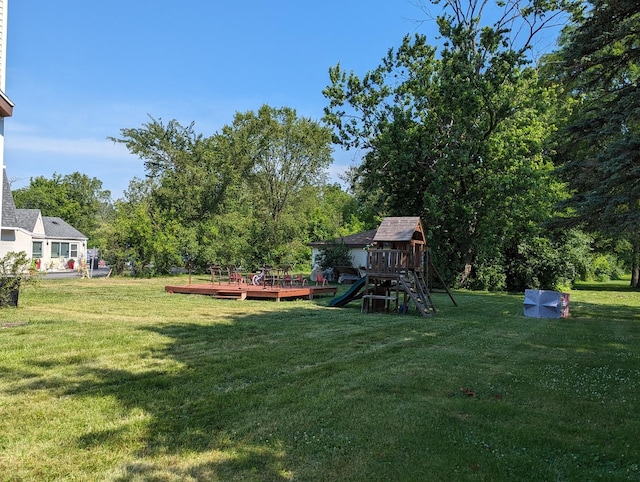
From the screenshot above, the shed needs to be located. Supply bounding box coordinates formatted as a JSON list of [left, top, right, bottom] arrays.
[[310, 229, 377, 269]]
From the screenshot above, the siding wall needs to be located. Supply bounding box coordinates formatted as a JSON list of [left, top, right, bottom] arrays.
[[0, 0, 7, 235]]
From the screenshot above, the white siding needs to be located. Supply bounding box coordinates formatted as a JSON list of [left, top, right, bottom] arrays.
[[32, 213, 45, 235], [0, 0, 7, 231]]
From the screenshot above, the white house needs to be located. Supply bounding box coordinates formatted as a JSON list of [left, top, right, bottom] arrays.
[[1, 169, 88, 270], [310, 229, 377, 270], [0, 1, 88, 270], [0, 0, 15, 236]]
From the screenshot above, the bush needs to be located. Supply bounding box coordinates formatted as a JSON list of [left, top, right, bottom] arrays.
[[591, 254, 626, 282], [504, 237, 572, 292], [559, 229, 594, 282], [471, 261, 507, 291], [0, 251, 39, 307], [315, 242, 353, 271]]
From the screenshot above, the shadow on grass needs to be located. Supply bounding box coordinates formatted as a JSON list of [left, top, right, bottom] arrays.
[[566, 300, 640, 322], [57, 301, 415, 481], [573, 280, 637, 292], [9, 286, 639, 480]]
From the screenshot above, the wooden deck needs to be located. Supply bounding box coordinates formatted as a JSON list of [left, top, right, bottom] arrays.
[[165, 282, 337, 301]]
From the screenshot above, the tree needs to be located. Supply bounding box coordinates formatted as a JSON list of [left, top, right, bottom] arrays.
[[224, 105, 334, 266], [12, 172, 112, 246], [110, 107, 336, 273], [105, 178, 155, 275], [323, 0, 568, 289], [111, 117, 245, 225], [110, 117, 252, 274], [550, 0, 640, 286]]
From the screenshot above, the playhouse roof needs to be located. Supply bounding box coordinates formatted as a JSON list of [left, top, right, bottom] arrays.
[[373, 217, 425, 243]]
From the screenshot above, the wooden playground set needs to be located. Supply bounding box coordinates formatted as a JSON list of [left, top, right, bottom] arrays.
[[165, 217, 455, 315]]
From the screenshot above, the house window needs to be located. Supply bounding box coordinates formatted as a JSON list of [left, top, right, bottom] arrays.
[[32, 241, 43, 258], [51, 242, 71, 258], [50, 243, 78, 258]]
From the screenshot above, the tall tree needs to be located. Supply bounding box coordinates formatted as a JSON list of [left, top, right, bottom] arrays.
[[110, 107, 336, 273], [550, 0, 640, 286], [324, 0, 568, 288], [12, 172, 112, 245], [225, 105, 334, 265], [111, 117, 245, 225], [110, 117, 253, 273]]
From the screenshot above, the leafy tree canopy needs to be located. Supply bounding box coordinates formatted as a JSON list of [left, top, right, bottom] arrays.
[[548, 0, 640, 285], [108, 106, 343, 274], [323, 0, 569, 289], [12, 172, 112, 246]]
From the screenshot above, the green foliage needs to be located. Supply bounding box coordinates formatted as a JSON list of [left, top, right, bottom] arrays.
[[105, 178, 167, 276], [557, 228, 594, 281], [111, 117, 246, 225], [0, 251, 38, 307], [467, 227, 629, 291], [504, 236, 573, 291], [228, 105, 334, 266], [549, 0, 640, 285], [471, 261, 507, 292], [109, 107, 349, 275], [315, 242, 353, 271], [323, 0, 569, 289], [12, 172, 112, 247], [589, 254, 626, 282]]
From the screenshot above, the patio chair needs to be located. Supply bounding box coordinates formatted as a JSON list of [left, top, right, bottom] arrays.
[[227, 265, 245, 284], [210, 265, 223, 284]]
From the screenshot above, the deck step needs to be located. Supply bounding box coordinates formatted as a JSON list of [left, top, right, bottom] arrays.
[[213, 291, 248, 300]]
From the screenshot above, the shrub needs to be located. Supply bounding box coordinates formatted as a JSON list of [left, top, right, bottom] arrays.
[[0, 251, 39, 307], [471, 261, 507, 291], [315, 242, 353, 271], [504, 237, 572, 292]]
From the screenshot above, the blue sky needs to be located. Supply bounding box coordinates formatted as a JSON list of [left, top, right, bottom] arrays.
[[5, 1, 563, 199]]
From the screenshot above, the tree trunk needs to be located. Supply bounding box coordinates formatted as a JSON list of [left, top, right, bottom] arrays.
[[458, 247, 475, 288], [631, 238, 640, 288]]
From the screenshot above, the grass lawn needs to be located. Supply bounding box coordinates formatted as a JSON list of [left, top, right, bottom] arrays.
[[1, 276, 639, 481]]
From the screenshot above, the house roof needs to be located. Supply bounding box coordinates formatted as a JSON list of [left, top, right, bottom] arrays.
[[373, 217, 425, 243], [310, 229, 378, 248], [0, 90, 14, 117], [43, 217, 87, 240], [15, 209, 40, 232], [2, 168, 87, 241], [1, 169, 17, 227]]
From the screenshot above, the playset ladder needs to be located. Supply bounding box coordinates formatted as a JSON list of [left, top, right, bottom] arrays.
[[399, 274, 434, 317]]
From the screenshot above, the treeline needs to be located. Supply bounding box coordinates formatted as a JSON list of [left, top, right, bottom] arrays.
[[14, 106, 374, 276], [323, 0, 639, 289], [13, 0, 639, 289]]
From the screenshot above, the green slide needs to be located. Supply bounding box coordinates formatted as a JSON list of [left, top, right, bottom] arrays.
[[328, 277, 367, 308]]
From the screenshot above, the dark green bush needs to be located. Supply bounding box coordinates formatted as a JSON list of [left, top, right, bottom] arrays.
[[0, 251, 38, 307], [315, 242, 353, 271]]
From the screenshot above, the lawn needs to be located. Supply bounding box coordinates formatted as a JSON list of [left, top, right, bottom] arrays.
[[1, 276, 639, 481]]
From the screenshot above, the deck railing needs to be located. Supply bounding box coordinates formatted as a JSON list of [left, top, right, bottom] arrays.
[[366, 249, 421, 277]]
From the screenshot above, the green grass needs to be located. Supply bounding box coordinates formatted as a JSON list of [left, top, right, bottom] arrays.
[[1, 276, 639, 481]]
